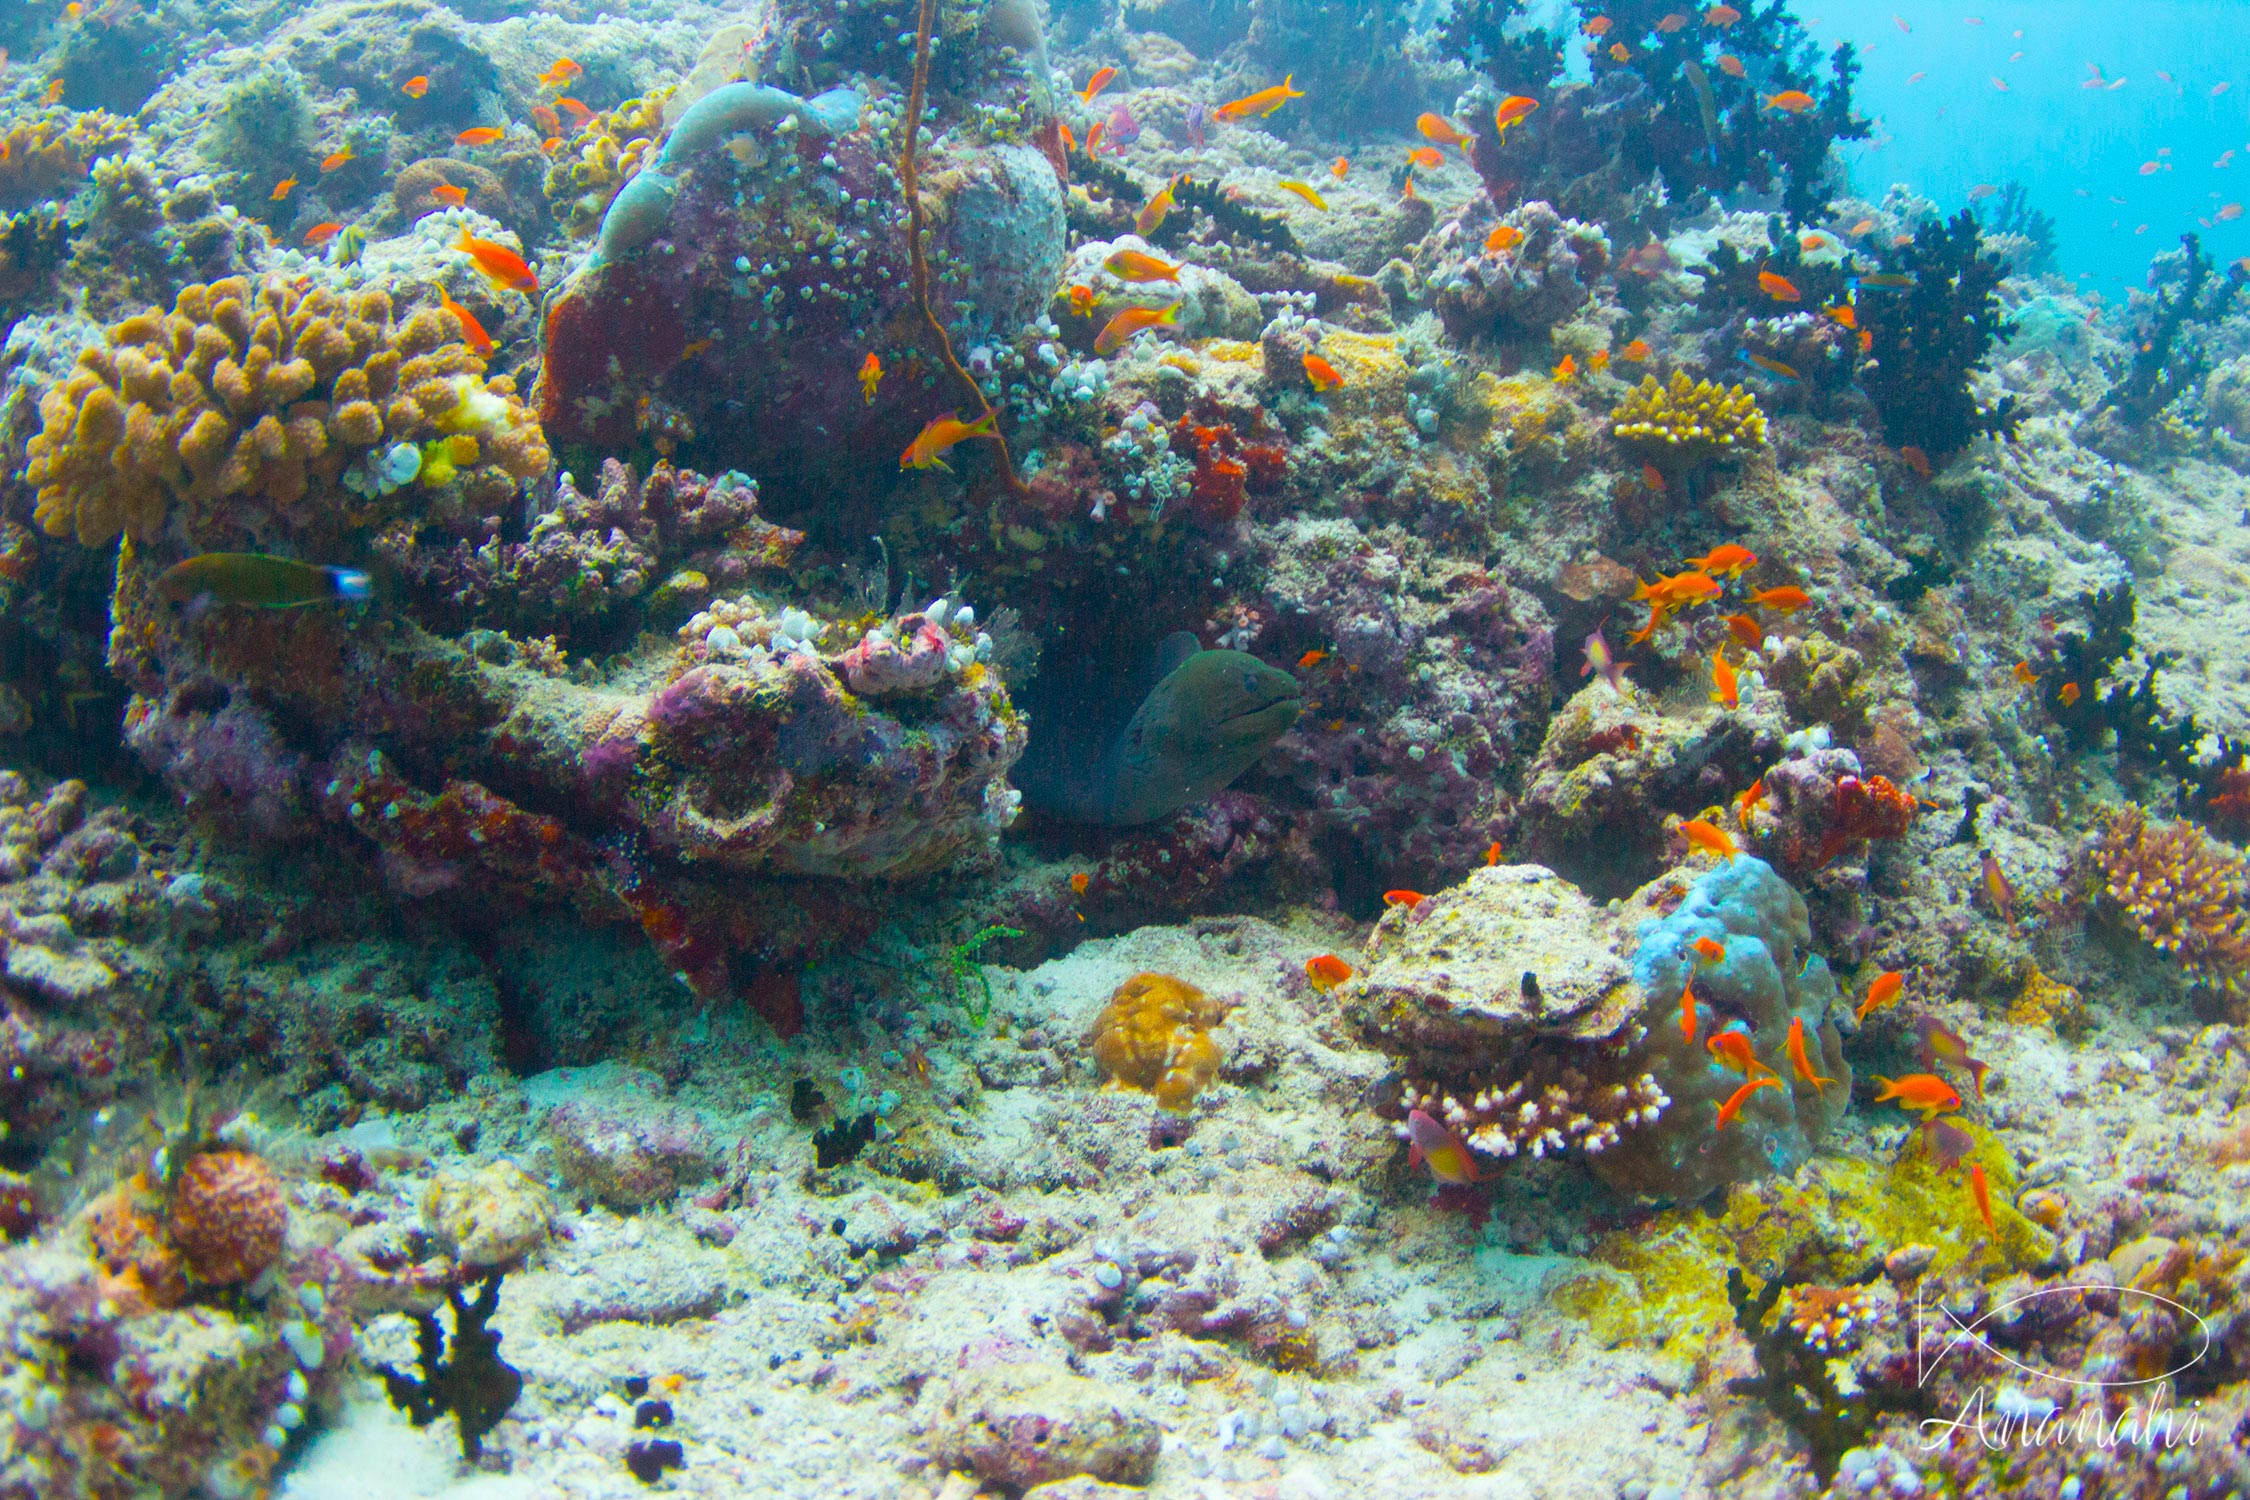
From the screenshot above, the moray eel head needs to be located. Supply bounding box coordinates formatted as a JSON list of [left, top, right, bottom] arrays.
[[1109, 648, 1302, 824]]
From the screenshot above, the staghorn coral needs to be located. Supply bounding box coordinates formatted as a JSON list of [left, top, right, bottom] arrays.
[[1609, 371, 1767, 471], [1088, 973, 1225, 1112], [542, 91, 670, 242], [26, 275, 547, 548], [0, 108, 134, 209], [2088, 807, 2250, 993]]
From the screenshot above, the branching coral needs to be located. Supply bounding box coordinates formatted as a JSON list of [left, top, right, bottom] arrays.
[[1088, 972, 1225, 1111], [2088, 807, 2250, 993], [0, 108, 134, 208], [1397, 1049, 1667, 1162], [1857, 208, 2018, 458], [2097, 232, 2249, 426], [26, 275, 548, 547], [377, 1271, 523, 1460], [1609, 371, 1767, 470]]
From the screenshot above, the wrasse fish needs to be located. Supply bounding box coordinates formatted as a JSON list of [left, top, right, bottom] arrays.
[[1715, 1076, 1780, 1130], [1492, 94, 1540, 138], [858, 352, 883, 404], [1619, 339, 1650, 361], [1092, 299, 1181, 356], [1417, 113, 1470, 150], [1761, 90, 1815, 113], [1914, 1015, 1992, 1098], [1684, 543, 1757, 578], [302, 222, 345, 246], [1297, 649, 1327, 669], [1330, 156, 1349, 178], [1104, 248, 1181, 282], [455, 126, 505, 146], [1691, 936, 1726, 964], [1724, 612, 1764, 651], [1717, 53, 1746, 78], [1406, 1108, 1478, 1184], [1740, 351, 1799, 382], [539, 57, 584, 89], [1923, 1116, 1976, 1172], [2012, 661, 2037, 686], [1680, 982, 1699, 1044], [455, 233, 539, 292], [1787, 1016, 1835, 1091], [1305, 954, 1354, 992], [1708, 1029, 1777, 1079], [320, 147, 354, 171], [1079, 67, 1117, 104], [1705, 3, 1741, 25], [1633, 570, 1723, 610], [1709, 648, 1739, 709], [2058, 681, 2081, 706], [1968, 1162, 1996, 1236], [431, 184, 469, 206], [1757, 269, 1801, 301], [1302, 352, 1343, 391], [1383, 890, 1427, 908], [402, 75, 430, 99], [1682, 818, 1737, 862], [1746, 585, 1809, 613], [1734, 776, 1767, 822], [270, 177, 297, 200], [1854, 970, 1904, 1022], [1553, 354, 1577, 381], [1485, 224, 1524, 252], [1872, 1072, 1962, 1121], [1582, 627, 1631, 695], [157, 553, 372, 609], [901, 410, 998, 471], [1070, 871, 1090, 894], [1134, 175, 1179, 235], [1277, 180, 1327, 209], [1066, 284, 1098, 317], [1979, 851, 2016, 922], [1215, 74, 1303, 122], [555, 98, 594, 127], [438, 291, 493, 356], [1405, 146, 1444, 170]]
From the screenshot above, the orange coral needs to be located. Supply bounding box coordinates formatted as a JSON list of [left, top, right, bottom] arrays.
[[0, 109, 134, 209], [166, 1149, 288, 1285], [2089, 807, 2250, 993], [1815, 773, 1923, 866], [1783, 1283, 1875, 1352], [1089, 972, 1226, 1111], [86, 1174, 189, 1307]]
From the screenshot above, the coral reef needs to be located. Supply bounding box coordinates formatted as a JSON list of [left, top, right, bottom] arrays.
[[1088, 972, 1226, 1111], [2095, 232, 2249, 429], [1857, 208, 2019, 458], [1725, 1259, 1928, 1484], [1609, 370, 1769, 472], [2088, 807, 2250, 994], [0, 109, 134, 209], [1428, 200, 1609, 347]]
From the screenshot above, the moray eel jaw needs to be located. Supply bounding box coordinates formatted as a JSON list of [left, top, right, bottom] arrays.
[[1109, 650, 1301, 824]]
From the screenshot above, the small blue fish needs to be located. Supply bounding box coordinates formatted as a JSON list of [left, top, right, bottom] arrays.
[[1106, 99, 1141, 149]]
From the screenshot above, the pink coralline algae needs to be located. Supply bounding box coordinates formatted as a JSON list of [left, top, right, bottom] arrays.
[[839, 615, 953, 697]]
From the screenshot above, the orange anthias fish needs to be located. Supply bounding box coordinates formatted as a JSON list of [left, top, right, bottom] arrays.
[[1914, 1015, 1993, 1098], [1724, 612, 1765, 651], [532, 104, 564, 138], [1084, 120, 1106, 157], [1330, 156, 1350, 178], [1057, 122, 1077, 153], [2058, 682, 2081, 707], [1900, 444, 1933, 477], [431, 184, 469, 207], [1787, 1016, 1835, 1092], [1610, 41, 1631, 61], [1715, 1076, 1780, 1130], [1486, 224, 1525, 253], [858, 352, 883, 404], [1080, 66, 1117, 104], [1683, 819, 1737, 862], [1484, 841, 1505, 866], [1692, 936, 1726, 964], [44, 79, 65, 104], [1747, 585, 1810, 613], [402, 75, 430, 99], [1968, 1162, 1996, 1235], [1980, 851, 2016, 923], [1734, 776, 1767, 822], [1641, 464, 1667, 493], [1758, 269, 1801, 302], [1492, 94, 1541, 138], [455, 233, 539, 292], [1383, 890, 1427, 908], [1589, 349, 1610, 371], [1685, 544, 1758, 578], [1406, 1108, 1478, 1185], [1297, 649, 1327, 669], [1619, 339, 1651, 361], [455, 126, 506, 146], [1070, 871, 1090, 894], [270, 177, 297, 200], [901, 410, 998, 472], [1584, 15, 1613, 36], [1709, 649, 1739, 709], [1405, 146, 1445, 170], [555, 98, 595, 128], [1417, 113, 1470, 150], [1092, 300, 1181, 357], [1708, 1030, 1777, 1079], [1705, 3, 1742, 24], [301, 222, 345, 246], [1923, 1116, 1976, 1171], [1633, 570, 1723, 611], [1822, 301, 1857, 329], [438, 291, 493, 356], [1066, 285, 1098, 317], [320, 147, 354, 172], [1303, 352, 1343, 391], [1871, 1072, 1962, 1121], [1680, 981, 1699, 1044], [1553, 354, 1577, 381], [1215, 74, 1304, 122], [1854, 969, 1904, 1022], [539, 57, 584, 89], [1655, 12, 1689, 33], [2011, 661, 2037, 687], [1761, 89, 1816, 113], [1305, 954, 1354, 992], [1134, 175, 1179, 235], [1717, 53, 1747, 78], [1583, 626, 1630, 695], [1104, 248, 1181, 283]]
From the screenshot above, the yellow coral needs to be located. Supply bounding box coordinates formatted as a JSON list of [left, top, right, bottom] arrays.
[[0, 109, 134, 208], [2088, 807, 2250, 992], [1088, 972, 1225, 1111], [1609, 371, 1767, 467], [26, 275, 548, 546], [542, 90, 671, 241]]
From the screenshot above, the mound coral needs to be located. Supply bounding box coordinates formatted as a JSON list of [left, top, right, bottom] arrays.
[[26, 275, 547, 547], [2088, 807, 2250, 993], [1609, 371, 1768, 470], [164, 1149, 288, 1286], [1088, 972, 1226, 1111], [0, 109, 134, 208], [1429, 201, 1610, 346]]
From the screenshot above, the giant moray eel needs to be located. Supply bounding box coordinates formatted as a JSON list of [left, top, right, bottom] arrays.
[[1014, 633, 1302, 826]]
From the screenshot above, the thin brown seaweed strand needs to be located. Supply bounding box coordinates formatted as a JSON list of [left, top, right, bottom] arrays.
[[902, 0, 1026, 496]]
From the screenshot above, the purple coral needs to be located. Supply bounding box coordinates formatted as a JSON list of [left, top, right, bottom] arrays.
[[1428, 200, 1612, 344]]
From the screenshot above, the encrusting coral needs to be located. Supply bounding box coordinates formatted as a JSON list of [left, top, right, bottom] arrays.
[[1609, 371, 1768, 470], [2088, 807, 2250, 993], [1088, 972, 1226, 1111], [26, 274, 547, 548]]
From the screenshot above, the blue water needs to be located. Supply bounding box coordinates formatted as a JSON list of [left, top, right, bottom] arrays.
[[1811, 0, 2250, 289]]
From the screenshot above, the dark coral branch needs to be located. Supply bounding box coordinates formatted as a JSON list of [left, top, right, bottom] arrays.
[[2099, 233, 2248, 425], [1149, 175, 1301, 256], [377, 1270, 524, 1459], [1726, 1258, 1928, 1485], [1857, 208, 2018, 457]]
